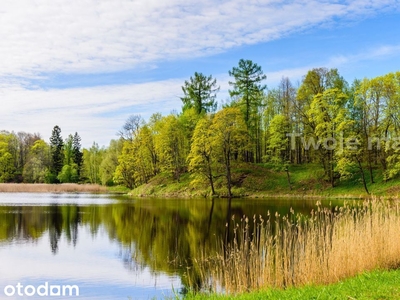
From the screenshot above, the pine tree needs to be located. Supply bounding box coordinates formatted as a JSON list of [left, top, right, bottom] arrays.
[[181, 72, 219, 114], [72, 132, 83, 179], [229, 59, 266, 162], [49, 125, 64, 182]]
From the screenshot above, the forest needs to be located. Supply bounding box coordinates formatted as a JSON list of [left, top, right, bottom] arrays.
[[1, 60, 400, 196]]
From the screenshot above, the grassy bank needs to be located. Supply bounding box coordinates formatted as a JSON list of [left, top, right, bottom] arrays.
[[0, 183, 108, 193], [180, 199, 400, 297], [183, 268, 400, 299], [130, 163, 400, 198]]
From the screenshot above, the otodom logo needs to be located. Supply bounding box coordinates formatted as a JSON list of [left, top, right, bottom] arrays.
[[3, 282, 79, 297]]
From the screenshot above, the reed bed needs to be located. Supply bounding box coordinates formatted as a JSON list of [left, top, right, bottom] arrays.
[[188, 198, 400, 294], [0, 183, 108, 193]]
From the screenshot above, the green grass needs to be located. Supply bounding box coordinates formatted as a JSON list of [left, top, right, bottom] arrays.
[[129, 163, 400, 199], [130, 172, 204, 198], [106, 185, 131, 194], [182, 269, 400, 299]]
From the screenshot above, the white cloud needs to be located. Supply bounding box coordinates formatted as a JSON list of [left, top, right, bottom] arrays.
[[2, 39, 400, 149], [329, 44, 400, 66], [0, 80, 183, 147], [0, 0, 398, 78], [0, 225, 181, 291], [1, 0, 399, 148]]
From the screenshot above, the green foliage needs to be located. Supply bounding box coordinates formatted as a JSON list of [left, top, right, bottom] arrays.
[[72, 132, 83, 178], [114, 118, 160, 188], [229, 59, 267, 123], [0, 132, 17, 182], [0, 152, 15, 182], [181, 72, 219, 114], [57, 164, 79, 183], [154, 114, 186, 181], [229, 59, 266, 121], [99, 139, 123, 186], [44, 170, 57, 183], [179, 107, 203, 152], [114, 140, 137, 189], [111, 69, 400, 194], [82, 142, 104, 184], [297, 68, 346, 102], [210, 107, 249, 197], [55, 133, 83, 183], [134, 125, 158, 182], [23, 139, 50, 183], [305, 83, 350, 186], [49, 125, 64, 180], [228, 59, 267, 163], [4, 67, 400, 194], [63, 134, 74, 166], [265, 114, 290, 168], [188, 115, 216, 194]]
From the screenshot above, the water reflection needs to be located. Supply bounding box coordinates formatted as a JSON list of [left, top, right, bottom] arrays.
[[0, 195, 339, 298]]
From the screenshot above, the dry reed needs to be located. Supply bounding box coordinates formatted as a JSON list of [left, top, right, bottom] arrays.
[[0, 183, 108, 193], [189, 198, 400, 294]]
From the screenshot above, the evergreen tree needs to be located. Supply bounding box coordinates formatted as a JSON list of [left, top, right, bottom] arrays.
[[181, 72, 219, 114], [229, 59, 267, 162], [49, 125, 64, 182], [72, 132, 83, 179]]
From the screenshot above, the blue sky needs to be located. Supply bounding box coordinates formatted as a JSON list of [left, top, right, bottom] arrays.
[[1, 0, 400, 147]]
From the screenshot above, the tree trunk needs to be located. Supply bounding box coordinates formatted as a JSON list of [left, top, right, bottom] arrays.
[[367, 152, 375, 183], [207, 161, 215, 195], [225, 150, 232, 198], [330, 150, 335, 188], [357, 158, 369, 195]]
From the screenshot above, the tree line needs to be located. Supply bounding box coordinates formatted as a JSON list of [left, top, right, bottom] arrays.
[[1, 60, 399, 194], [0, 126, 84, 183], [111, 61, 400, 195]]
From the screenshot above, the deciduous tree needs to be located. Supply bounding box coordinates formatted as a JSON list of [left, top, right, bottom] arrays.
[[188, 115, 216, 195], [23, 139, 50, 183], [154, 115, 186, 181], [210, 107, 249, 197]]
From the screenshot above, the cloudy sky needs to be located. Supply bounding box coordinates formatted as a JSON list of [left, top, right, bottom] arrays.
[[1, 0, 400, 147]]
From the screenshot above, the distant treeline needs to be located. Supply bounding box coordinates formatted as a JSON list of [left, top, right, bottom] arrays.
[[1, 60, 400, 195]]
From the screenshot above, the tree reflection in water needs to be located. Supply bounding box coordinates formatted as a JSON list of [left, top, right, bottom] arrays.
[[0, 197, 334, 292]]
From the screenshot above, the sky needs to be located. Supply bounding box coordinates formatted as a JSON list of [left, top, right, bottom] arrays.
[[1, 0, 400, 148]]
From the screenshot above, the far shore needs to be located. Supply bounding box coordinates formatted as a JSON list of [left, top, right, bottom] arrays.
[[0, 183, 108, 193]]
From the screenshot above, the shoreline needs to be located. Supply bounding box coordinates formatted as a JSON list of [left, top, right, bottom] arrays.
[[1, 181, 398, 201], [185, 268, 400, 299], [0, 183, 108, 193], [128, 188, 394, 200], [127, 163, 400, 200]]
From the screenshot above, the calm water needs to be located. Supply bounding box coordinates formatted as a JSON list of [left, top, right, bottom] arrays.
[[0, 193, 338, 299]]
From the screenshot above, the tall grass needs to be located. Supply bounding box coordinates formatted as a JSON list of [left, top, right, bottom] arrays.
[[188, 198, 400, 294], [0, 183, 107, 193]]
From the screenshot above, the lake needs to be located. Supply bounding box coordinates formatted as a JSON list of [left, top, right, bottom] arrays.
[[0, 193, 338, 299]]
